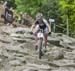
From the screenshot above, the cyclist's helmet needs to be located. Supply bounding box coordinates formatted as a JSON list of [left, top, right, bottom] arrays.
[[36, 13, 43, 20]]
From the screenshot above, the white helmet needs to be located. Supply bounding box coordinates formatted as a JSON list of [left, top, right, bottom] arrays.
[[36, 13, 43, 20]]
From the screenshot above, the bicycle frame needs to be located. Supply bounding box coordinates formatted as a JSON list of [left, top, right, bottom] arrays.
[[37, 29, 44, 59]]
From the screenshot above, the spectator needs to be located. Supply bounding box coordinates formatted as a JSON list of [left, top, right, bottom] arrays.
[[4, 7, 14, 25], [1, 1, 7, 18]]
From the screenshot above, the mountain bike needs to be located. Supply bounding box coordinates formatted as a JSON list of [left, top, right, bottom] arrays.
[[37, 29, 45, 59]]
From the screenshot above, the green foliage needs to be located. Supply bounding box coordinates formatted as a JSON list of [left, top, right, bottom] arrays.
[[14, 0, 75, 38], [6, 0, 16, 9], [58, 0, 75, 37]]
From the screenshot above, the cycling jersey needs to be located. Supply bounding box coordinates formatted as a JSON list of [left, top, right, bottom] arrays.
[[35, 19, 48, 30]]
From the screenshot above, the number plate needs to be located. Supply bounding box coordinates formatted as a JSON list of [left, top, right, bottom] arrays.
[[37, 32, 43, 38]]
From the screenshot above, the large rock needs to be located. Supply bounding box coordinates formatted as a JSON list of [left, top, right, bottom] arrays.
[[48, 37, 60, 46], [50, 59, 75, 67], [26, 63, 51, 70], [0, 36, 12, 43], [9, 60, 23, 66], [60, 41, 75, 49], [46, 46, 64, 60], [11, 37, 27, 43], [3, 44, 28, 54], [64, 51, 75, 60], [51, 67, 75, 71], [10, 33, 25, 38], [0, 58, 2, 63], [23, 67, 37, 71], [2, 50, 15, 59], [3, 27, 31, 34]]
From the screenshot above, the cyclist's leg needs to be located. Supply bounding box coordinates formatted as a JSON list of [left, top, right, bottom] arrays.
[[33, 25, 39, 41], [43, 27, 49, 51], [44, 34, 48, 46], [33, 25, 39, 49]]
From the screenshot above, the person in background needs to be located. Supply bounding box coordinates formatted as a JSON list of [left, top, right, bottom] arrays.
[[2, 1, 7, 9], [1, 1, 7, 18], [4, 7, 14, 25]]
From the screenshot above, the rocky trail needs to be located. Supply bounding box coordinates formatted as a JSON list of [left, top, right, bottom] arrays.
[[0, 24, 75, 71]]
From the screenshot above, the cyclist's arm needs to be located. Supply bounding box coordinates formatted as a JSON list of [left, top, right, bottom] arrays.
[[47, 23, 51, 32], [31, 20, 38, 31], [43, 19, 51, 32], [31, 22, 36, 32]]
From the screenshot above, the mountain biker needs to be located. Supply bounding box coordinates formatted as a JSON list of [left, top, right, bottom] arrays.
[[31, 13, 51, 50]]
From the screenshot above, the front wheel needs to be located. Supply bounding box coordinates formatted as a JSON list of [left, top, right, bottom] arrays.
[[38, 38, 43, 59]]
